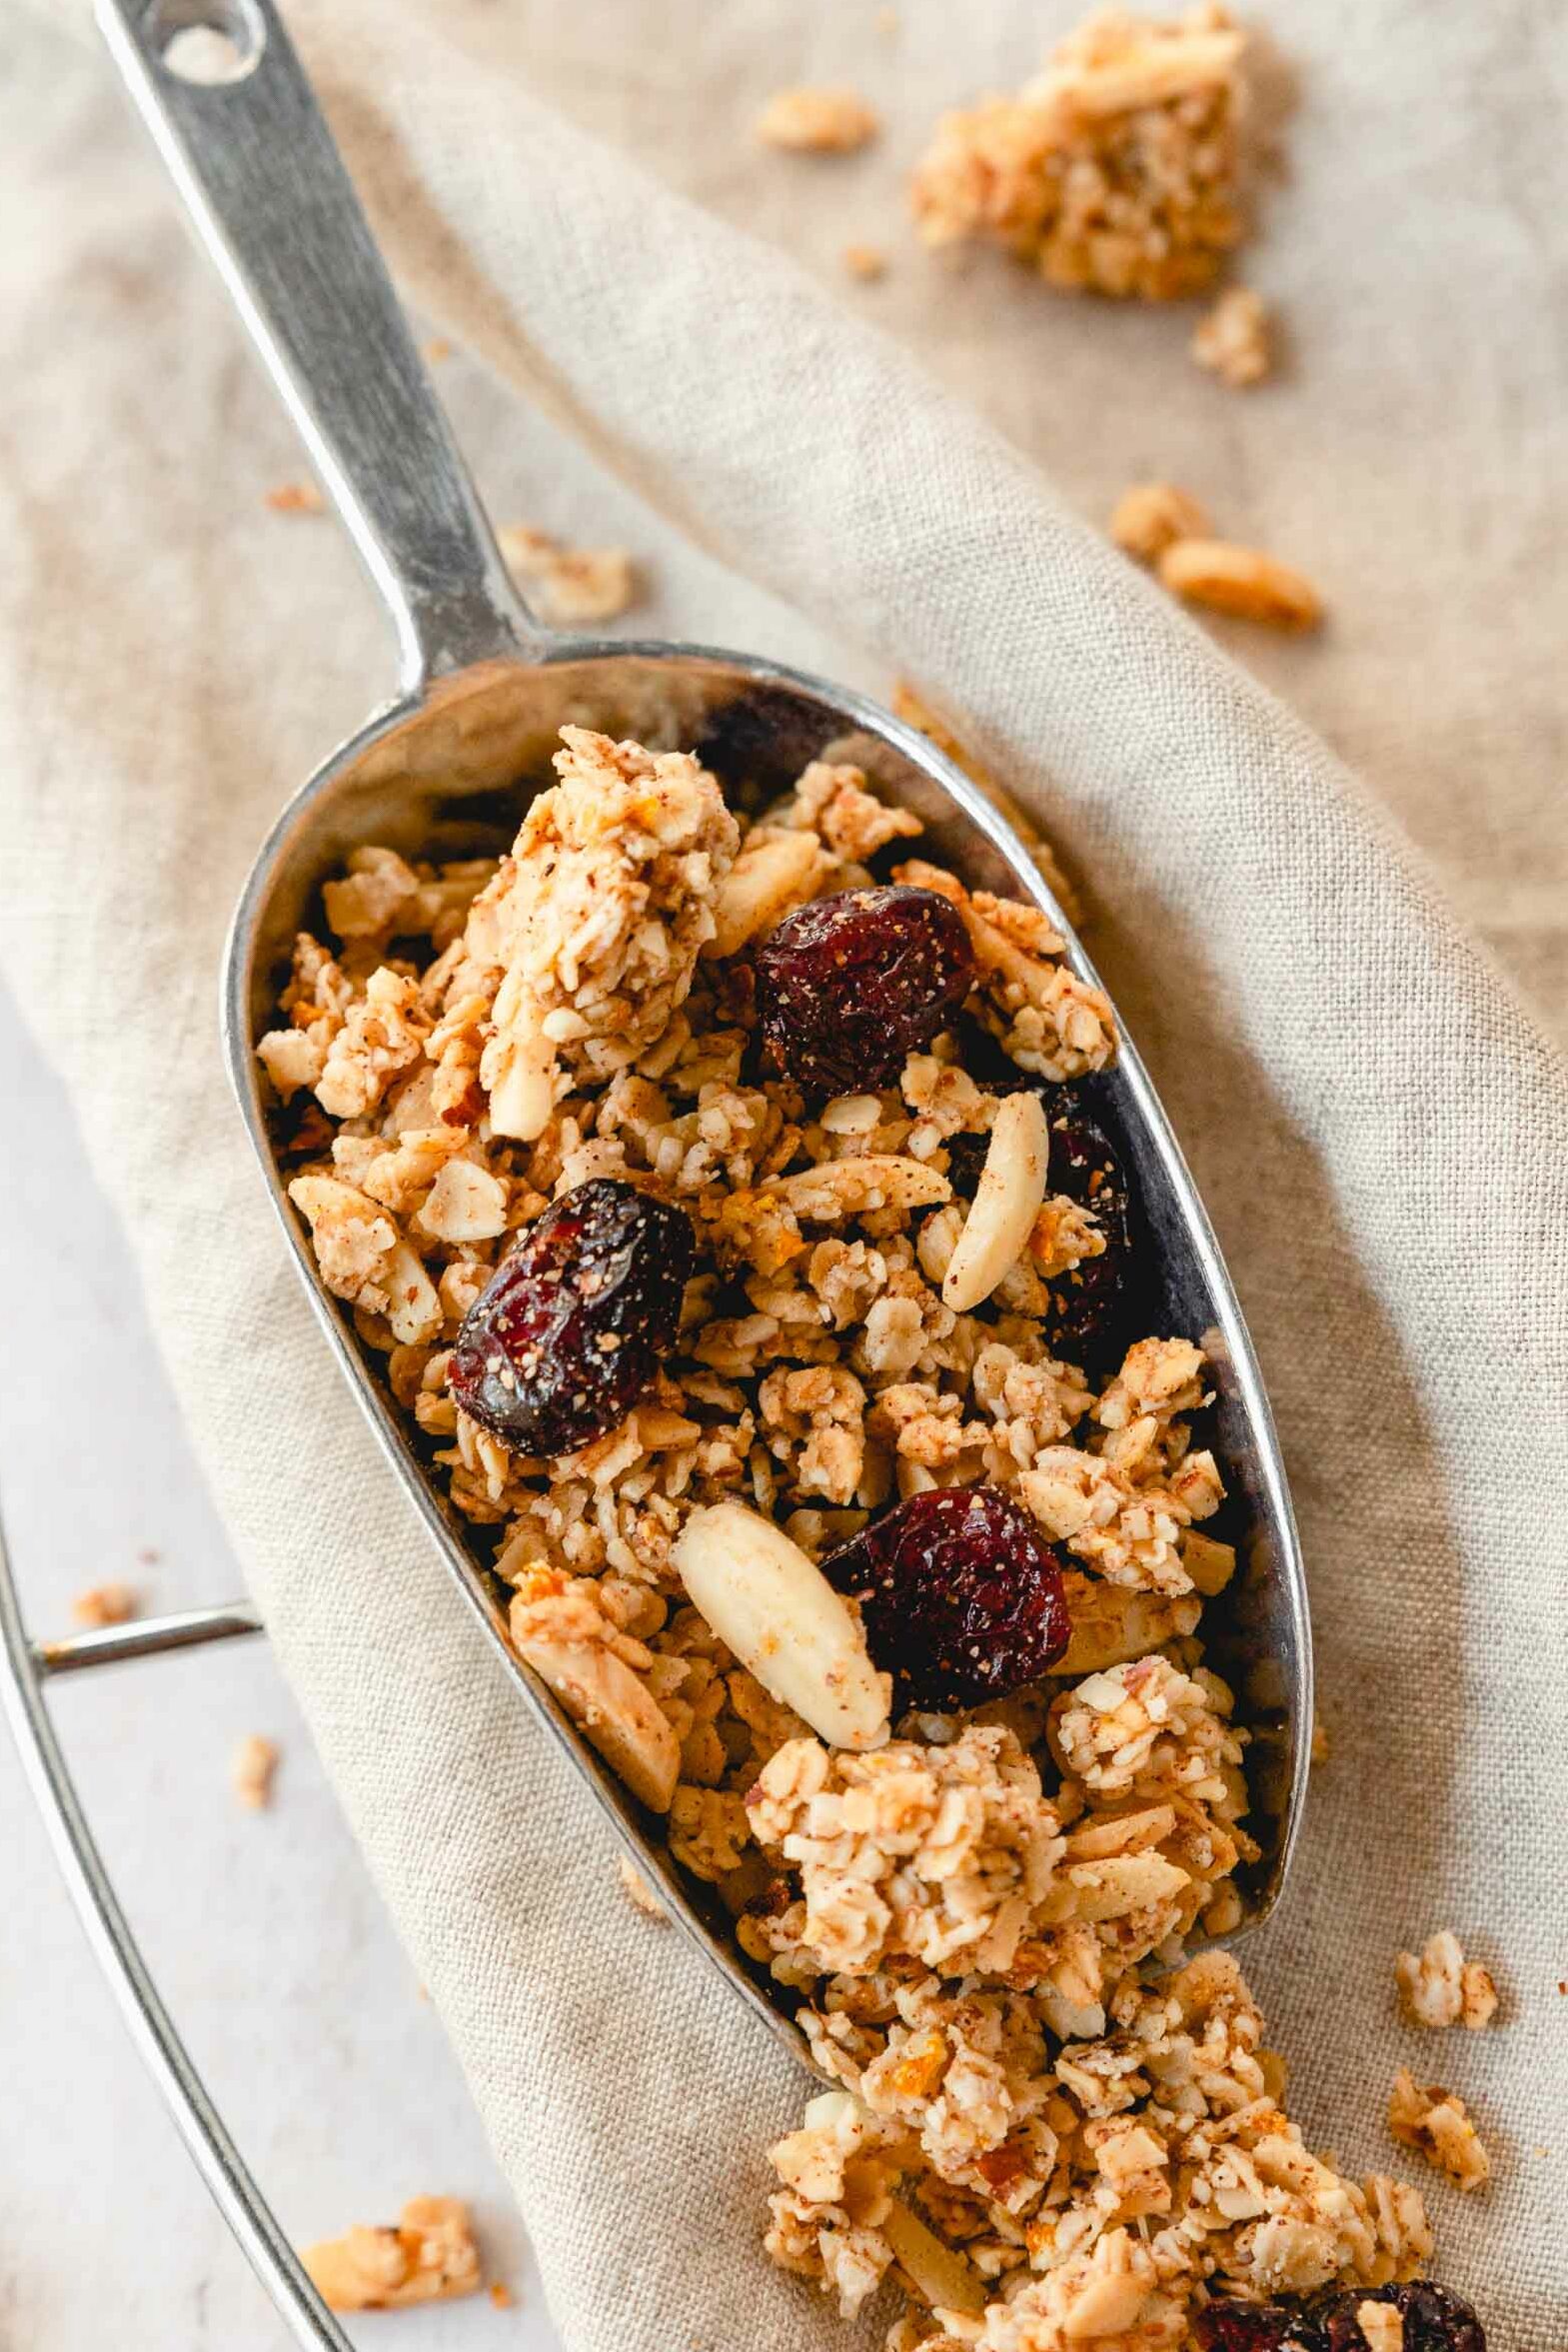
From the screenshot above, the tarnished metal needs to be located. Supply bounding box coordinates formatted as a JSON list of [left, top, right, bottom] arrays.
[[10, 0, 1313, 2331]]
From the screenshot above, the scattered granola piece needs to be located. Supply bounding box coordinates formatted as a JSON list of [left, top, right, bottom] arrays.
[[757, 86, 879, 154], [1387, 2068, 1492, 2191], [618, 1853, 669, 1922], [302, 2197, 483, 2311], [891, 682, 1082, 922], [1395, 1930, 1499, 2031], [70, 1582, 138, 1629], [1157, 538, 1323, 630], [497, 525, 638, 626], [489, 2280, 514, 2310], [1192, 284, 1273, 386], [841, 243, 887, 282], [911, 6, 1249, 300], [1311, 1713, 1331, 1765], [265, 479, 325, 515], [231, 1733, 279, 1811], [1110, 480, 1211, 563]]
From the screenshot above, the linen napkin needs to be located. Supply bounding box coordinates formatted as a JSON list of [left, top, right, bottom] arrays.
[[2, 3, 1565, 2348]]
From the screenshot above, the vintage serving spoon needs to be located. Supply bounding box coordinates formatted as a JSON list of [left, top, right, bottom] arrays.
[[101, 0, 1310, 2069]]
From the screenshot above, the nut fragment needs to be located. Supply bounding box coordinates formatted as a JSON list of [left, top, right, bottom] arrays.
[[510, 1600, 681, 1812], [880, 2199, 986, 2318], [941, 1091, 1050, 1309], [756, 86, 879, 153], [70, 1581, 138, 1628], [231, 1733, 279, 1810], [1157, 539, 1323, 631], [674, 1500, 891, 1750], [1110, 482, 1211, 564], [708, 829, 825, 957]]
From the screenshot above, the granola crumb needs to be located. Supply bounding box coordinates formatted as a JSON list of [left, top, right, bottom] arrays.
[[1310, 1712, 1330, 1764], [70, 1581, 138, 1629], [231, 1733, 279, 1811], [618, 1853, 669, 1922], [1157, 537, 1324, 630], [841, 243, 888, 282], [1395, 1929, 1499, 2031], [302, 2197, 483, 2311], [422, 336, 454, 364], [757, 87, 879, 154], [1387, 2067, 1492, 2190], [489, 2280, 515, 2309], [265, 480, 326, 515], [1109, 480, 1211, 564], [1191, 284, 1273, 386], [910, 5, 1249, 301], [1356, 2301, 1405, 2352], [497, 525, 638, 626]]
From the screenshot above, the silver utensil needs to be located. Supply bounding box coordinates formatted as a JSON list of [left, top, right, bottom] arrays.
[[101, 0, 1311, 2072]]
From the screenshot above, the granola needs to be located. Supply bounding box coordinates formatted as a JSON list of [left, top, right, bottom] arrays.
[[231, 1732, 279, 1810], [301, 2196, 482, 2310], [910, 6, 1249, 301], [1394, 1930, 1498, 2032], [1191, 284, 1273, 386], [264, 723, 1447, 2349], [70, 1580, 138, 1628], [1387, 2071, 1492, 2193]]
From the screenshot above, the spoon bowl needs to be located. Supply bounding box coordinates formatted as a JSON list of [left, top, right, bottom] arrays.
[[106, 0, 1311, 2075]]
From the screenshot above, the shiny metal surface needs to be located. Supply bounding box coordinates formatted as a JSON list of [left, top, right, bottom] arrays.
[[55, 0, 1311, 2318], [0, 1510, 349, 2352], [36, 1599, 263, 1675]]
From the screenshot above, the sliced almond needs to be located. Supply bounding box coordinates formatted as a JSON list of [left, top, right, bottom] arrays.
[[767, 1155, 951, 1223], [880, 2199, 986, 2318], [510, 1610, 681, 1812], [707, 829, 824, 957], [673, 1501, 890, 1750], [941, 1091, 1049, 1310], [1157, 539, 1323, 632]]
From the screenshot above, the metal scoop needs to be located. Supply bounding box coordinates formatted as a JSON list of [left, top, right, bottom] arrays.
[[102, 0, 1310, 2068]]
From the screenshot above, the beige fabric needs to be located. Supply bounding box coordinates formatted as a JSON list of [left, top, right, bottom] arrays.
[[3, 4, 1566, 2348]]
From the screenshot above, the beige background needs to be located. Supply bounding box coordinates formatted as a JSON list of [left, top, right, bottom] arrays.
[[2, 2, 1566, 2349]]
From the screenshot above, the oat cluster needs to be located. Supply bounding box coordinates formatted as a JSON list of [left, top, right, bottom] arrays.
[[909, 6, 1248, 302], [302, 2196, 482, 2312], [260, 725, 1432, 2347]]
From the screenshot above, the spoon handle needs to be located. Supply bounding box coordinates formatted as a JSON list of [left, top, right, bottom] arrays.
[[96, 0, 543, 691]]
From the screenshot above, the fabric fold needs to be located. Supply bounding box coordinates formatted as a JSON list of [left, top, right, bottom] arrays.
[[2, 3, 1564, 2346]]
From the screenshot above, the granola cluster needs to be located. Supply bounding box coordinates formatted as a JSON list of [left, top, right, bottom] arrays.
[[261, 724, 1436, 2349], [909, 6, 1248, 302]]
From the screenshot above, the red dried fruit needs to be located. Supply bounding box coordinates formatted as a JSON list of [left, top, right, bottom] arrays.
[[754, 885, 975, 1095], [450, 1178, 694, 1456], [1040, 1096, 1135, 1364], [1312, 2284, 1486, 2352], [823, 1484, 1070, 1709], [1195, 2306, 1325, 2352]]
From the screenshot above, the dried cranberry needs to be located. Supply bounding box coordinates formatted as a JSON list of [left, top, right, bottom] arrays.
[[1040, 1096, 1134, 1365], [450, 1178, 694, 1456], [754, 886, 975, 1096], [1310, 2284, 1486, 2352], [823, 1484, 1070, 1709], [1194, 2305, 1325, 2352]]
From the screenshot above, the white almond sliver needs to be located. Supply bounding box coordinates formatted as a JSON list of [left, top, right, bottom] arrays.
[[880, 2199, 987, 2319], [940, 1090, 1049, 1310], [673, 1501, 890, 1751]]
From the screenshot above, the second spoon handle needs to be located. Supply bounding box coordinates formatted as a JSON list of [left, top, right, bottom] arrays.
[[97, 0, 543, 691]]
